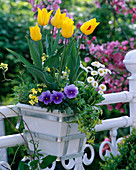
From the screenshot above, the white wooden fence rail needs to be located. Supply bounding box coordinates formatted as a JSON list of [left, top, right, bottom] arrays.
[[0, 50, 136, 169]]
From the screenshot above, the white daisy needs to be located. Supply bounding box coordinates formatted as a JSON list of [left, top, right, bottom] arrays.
[[99, 63, 105, 68], [91, 61, 101, 68], [98, 68, 105, 76], [92, 81, 98, 88], [86, 66, 93, 72], [98, 90, 104, 95], [99, 84, 107, 91], [80, 61, 88, 72], [91, 70, 98, 76], [87, 76, 94, 83], [106, 69, 112, 74]]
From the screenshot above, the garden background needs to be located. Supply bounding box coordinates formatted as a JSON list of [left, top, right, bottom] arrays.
[[0, 0, 136, 169]]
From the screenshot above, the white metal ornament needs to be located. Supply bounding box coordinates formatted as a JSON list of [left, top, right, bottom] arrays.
[[45, 144, 95, 170]]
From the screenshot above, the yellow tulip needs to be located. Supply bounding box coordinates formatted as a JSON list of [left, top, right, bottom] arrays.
[[61, 17, 74, 38], [51, 8, 66, 28], [80, 18, 100, 35], [30, 24, 42, 41], [37, 8, 53, 26]]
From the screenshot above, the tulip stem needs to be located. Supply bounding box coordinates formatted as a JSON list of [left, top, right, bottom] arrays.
[[77, 34, 84, 58], [57, 39, 67, 86], [51, 26, 54, 55], [40, 26, 43, 33]]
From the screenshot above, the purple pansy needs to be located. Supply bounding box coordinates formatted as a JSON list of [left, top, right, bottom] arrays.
[[50, 91, 64, 104], [64, 84, 79, 99], [38, 90, 51, 105]]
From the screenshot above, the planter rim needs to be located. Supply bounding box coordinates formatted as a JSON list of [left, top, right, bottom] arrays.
[[16, 103, 75, 122]]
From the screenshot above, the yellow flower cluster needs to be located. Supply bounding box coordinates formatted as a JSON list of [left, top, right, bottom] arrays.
[[28, 84, 47, 106], [37, 83, 47, 88], [29, 87, 43, 106], [29, 8, 99, 41], [45, 67, 51, 72], [29, 88, 39, 106], [41, 53, 49, 63], [0, 63, 8, 72]]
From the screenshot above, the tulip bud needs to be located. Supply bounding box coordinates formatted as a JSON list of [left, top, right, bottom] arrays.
[[80, 18, 100, 35], [61, 17, 74, 38], [37, 8, 53, 26], [30, 24, 42, 41], [51, 8, 66, 28]]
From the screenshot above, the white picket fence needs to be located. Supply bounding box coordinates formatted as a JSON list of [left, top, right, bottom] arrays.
[[0, 50, 136, 169]]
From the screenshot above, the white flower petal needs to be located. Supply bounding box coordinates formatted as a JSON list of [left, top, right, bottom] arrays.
[[98, 90, 104, 95], [92, 81, 98, 88], [91, 70, 98, 76], [87, 76, 94, 83], [91, 61, 101, 68], [99, 84, 107, 91], [98, 68, 105, 76], [86, 66, 93, 71]]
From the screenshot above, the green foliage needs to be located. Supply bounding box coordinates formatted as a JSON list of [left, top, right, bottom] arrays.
[[12, 81, 37, 104], [0, 0, 35, 103], [18, 142, 57, 170], [100, 128, 136, 170]]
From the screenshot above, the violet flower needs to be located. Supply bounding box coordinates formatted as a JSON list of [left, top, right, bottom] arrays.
[[38, 90, 51, 105], [50, 91, 64, 104], [64, 84, 78, 99]]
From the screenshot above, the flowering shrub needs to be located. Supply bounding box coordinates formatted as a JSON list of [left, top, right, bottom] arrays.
[[82, 36, 135, 113], [100, 128, 136, 170], [95, 0, 136, 23], [102, 137, 111, 154], [27, 0, 61, 12]]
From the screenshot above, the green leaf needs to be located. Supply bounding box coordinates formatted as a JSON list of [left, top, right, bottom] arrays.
[[37, 40, 43, 59], [44, 46, 64, 68], [40, 155, 57, 169], [66, 107, 73, 115], [26, 37, 42, 69], [30, 160, 39, 169], [68, 42, 80, 83], [6, 49, 31, 66], [46, 34, 51, 56], [18, 161, 29, 170], [25, 65, 57, 90], [53, 29, 60, 54], [61, 37, 76, 71]]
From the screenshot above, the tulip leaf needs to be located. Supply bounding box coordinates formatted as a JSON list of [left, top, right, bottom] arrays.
[[37, 40, 43, 59], [6, 49, 32, 66], [53, 29, 60, 54], [26, 38, 42, 69], [44, 46, 64, 68], [68, 42, 80, 83], [25, 65, 56, 90], [46, 34, 51, 56], [61, 37, 76, 71]]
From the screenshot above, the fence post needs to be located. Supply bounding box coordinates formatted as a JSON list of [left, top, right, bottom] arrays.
[[123, 50, 136, 129], [0, 119, 7, 162]]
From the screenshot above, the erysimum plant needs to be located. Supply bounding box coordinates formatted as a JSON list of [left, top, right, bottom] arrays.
[[7, 8, 109, 142]]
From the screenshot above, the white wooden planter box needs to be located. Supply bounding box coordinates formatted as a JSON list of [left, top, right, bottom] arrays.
[[16, 103, 87, 160]]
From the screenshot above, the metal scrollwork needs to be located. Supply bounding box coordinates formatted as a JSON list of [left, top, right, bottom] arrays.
[[83, 144, 95, 165], [61, 159, 75, 169], [99, 141, 113, 161], [0, 161, 11, 170], [61, 144, 95, 169]]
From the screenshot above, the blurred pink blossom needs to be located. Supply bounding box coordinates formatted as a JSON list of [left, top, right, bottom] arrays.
[[84, 57, 90, 63]]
